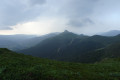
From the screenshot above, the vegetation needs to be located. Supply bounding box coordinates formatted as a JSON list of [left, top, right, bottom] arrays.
[[20, 31, 120, 63], [1, 31, 120, 80], [1, 48, 120, 80]]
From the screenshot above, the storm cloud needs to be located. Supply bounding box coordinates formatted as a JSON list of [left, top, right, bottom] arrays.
[[0, 0, 120, 35], [68, 18, 94, 27], [29, 0, 46, 6], [0, 0, 46, 29], [59, 0, 98, 27]]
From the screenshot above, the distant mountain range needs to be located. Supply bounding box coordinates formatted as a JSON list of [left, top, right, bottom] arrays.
[[19, 30, 120, 63], [99, 30, 120, 36], [1, 30, 120, 63], [0, 33, 59, 50], [0, 34, 36, 50], [21, 32, 60, 49], [1, 30, 120, 51]]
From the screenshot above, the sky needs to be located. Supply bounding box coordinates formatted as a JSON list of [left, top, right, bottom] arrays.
[[0, 0, 120, 35]]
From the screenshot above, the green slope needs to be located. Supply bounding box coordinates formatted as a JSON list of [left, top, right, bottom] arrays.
[[1, 48, 120, 80], [78, 42, 120, 63]]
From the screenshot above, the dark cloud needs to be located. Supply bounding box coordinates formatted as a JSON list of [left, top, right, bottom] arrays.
[[68, 18, 94, 27], [60, 0, 99, 27], [68, 20, 84, 27], [0, 0, 120, 35], [0, 26, 12, 30], [0, 0, 46, 30], [62, 0, 98, 17], [29, 0, 46, 6]]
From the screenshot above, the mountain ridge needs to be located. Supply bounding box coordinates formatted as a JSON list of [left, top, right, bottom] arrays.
[[19, 30, 120, 63], [100, 30, 120, 36]]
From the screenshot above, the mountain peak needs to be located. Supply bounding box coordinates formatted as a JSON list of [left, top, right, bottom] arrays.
[[58, 30, 79, 38], [62, 30, 74, 35], [64, 30, 69, 33]]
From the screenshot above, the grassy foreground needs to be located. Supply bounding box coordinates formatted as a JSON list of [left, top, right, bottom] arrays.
[[0, 48, 120, 80]]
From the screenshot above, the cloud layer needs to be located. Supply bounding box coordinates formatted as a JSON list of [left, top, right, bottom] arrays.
[[0, 0, 46, 29], [0, 0, 120, 35]]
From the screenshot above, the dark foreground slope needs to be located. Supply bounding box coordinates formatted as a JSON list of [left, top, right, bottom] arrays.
[[1, 48, 120, 80]]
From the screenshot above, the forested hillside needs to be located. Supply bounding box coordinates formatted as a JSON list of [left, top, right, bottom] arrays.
[[20, 31, 120, 62]]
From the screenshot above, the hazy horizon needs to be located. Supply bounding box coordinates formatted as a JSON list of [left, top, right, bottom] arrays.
[[0, 0, 120, 35], [0, 29, 119, 37]]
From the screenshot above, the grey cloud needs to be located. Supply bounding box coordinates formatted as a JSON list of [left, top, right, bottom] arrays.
[[28, 0, 46, 6], [0, 0, 46, 30], [60, 0, 99, 27], [68, 20, 84, 27], [83, 18, 94, 24], [68, 18, 94, 27], [0, 0, 120, 34], [0, 26, 12, 30], [62, 0, 98, 17]]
